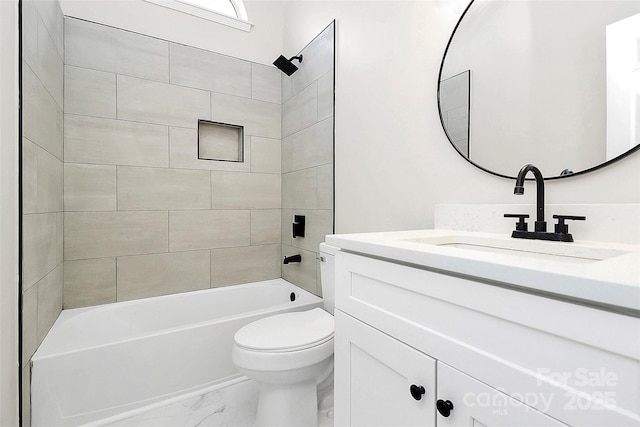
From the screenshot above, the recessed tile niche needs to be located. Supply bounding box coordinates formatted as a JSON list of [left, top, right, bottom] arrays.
[[198, 120, 244, 162]]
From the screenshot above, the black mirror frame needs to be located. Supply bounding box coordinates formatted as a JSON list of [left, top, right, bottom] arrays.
[[437, 0, 640, 180]]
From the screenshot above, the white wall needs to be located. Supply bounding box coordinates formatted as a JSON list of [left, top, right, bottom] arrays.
[[59, 0, 283, 65], [0, 0, 19, 424], [282, 1, 640, 234]]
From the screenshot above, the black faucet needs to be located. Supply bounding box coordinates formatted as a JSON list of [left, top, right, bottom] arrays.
[[505, 164, 586, 242], [514, 164, 546, 232]]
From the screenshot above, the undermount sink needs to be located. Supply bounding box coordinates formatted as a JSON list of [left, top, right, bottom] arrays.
[[402, 234, 630, 264]]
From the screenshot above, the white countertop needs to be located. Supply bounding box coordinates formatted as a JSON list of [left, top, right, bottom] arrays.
[[326, 229, 640, 315]]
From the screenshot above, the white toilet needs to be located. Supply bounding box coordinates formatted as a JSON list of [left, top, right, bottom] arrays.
[[231, 243, 338, 427]]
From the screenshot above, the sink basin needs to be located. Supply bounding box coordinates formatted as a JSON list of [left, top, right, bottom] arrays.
[[402, 235, 630, 264]]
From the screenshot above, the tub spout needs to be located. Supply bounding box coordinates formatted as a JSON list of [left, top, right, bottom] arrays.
[[283, 254, 302, 264]]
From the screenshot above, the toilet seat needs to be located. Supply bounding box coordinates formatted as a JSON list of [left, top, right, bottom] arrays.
[[234, 308, 334, 353]]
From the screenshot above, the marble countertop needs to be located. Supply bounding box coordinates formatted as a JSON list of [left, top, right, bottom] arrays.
[[326, 229, 640, 315]]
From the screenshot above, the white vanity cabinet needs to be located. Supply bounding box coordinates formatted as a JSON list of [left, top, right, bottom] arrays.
[[335, 310, 566, 427], [334, 310, 436, 427], [332, 250, 640, 427]]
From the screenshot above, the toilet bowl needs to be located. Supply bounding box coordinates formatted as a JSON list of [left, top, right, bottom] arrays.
[[231, 243, 338, 427]]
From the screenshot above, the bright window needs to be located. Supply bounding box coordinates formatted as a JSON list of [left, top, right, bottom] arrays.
[[182, 0, 238, 18], [144, 0, 252, 32]]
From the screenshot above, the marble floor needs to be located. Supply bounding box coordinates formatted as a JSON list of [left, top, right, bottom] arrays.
[[97, 378, 334, 427]]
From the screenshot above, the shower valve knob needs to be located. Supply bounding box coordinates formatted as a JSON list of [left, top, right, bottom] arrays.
[[292, 215, 305, 238]]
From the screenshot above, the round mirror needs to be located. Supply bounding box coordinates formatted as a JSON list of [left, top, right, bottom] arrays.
[[438, 0, 640, 179]]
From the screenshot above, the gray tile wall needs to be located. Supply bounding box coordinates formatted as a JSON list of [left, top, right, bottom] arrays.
[[21, 0, 65, 424], [281, 22, 335, 296], [63, 18, 283, 308]]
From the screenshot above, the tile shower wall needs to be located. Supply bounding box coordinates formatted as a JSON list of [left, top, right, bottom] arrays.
[[21, 0, 65, 423], [63, 18, 282, 308], [281, 22, 335, 295]]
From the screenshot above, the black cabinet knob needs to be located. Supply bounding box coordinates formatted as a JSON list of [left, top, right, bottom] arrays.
[[436, 399, 454, 417], [409, 384, 425, 401]]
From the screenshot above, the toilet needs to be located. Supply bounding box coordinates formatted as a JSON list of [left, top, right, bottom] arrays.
[[231, 243, 338, 427]]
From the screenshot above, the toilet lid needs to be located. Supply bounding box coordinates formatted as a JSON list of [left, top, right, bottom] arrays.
[[235, 308, 334, 352]]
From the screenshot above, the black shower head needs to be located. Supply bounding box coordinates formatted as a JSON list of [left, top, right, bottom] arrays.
[[273, 55, 303, 76]]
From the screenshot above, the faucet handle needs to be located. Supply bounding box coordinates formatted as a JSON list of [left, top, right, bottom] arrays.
[[552, 215, 586, 234], [504, 213, 530, 231]]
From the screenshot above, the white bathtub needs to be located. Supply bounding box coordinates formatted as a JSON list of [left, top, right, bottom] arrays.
[[31, 279, 323, 426]]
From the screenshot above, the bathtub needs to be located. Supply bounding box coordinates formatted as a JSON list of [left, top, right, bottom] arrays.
[[31, 279, 323, 426]]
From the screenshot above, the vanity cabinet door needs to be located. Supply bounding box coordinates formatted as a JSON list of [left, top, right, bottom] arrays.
[[334, 310, 436, 427], [436, 363, 567, 427]]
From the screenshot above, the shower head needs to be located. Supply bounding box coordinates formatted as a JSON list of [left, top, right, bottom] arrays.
[[273, 55, 303, 76]]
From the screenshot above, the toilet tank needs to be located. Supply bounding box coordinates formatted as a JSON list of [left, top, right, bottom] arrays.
[[319, 243, 338, 314]]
